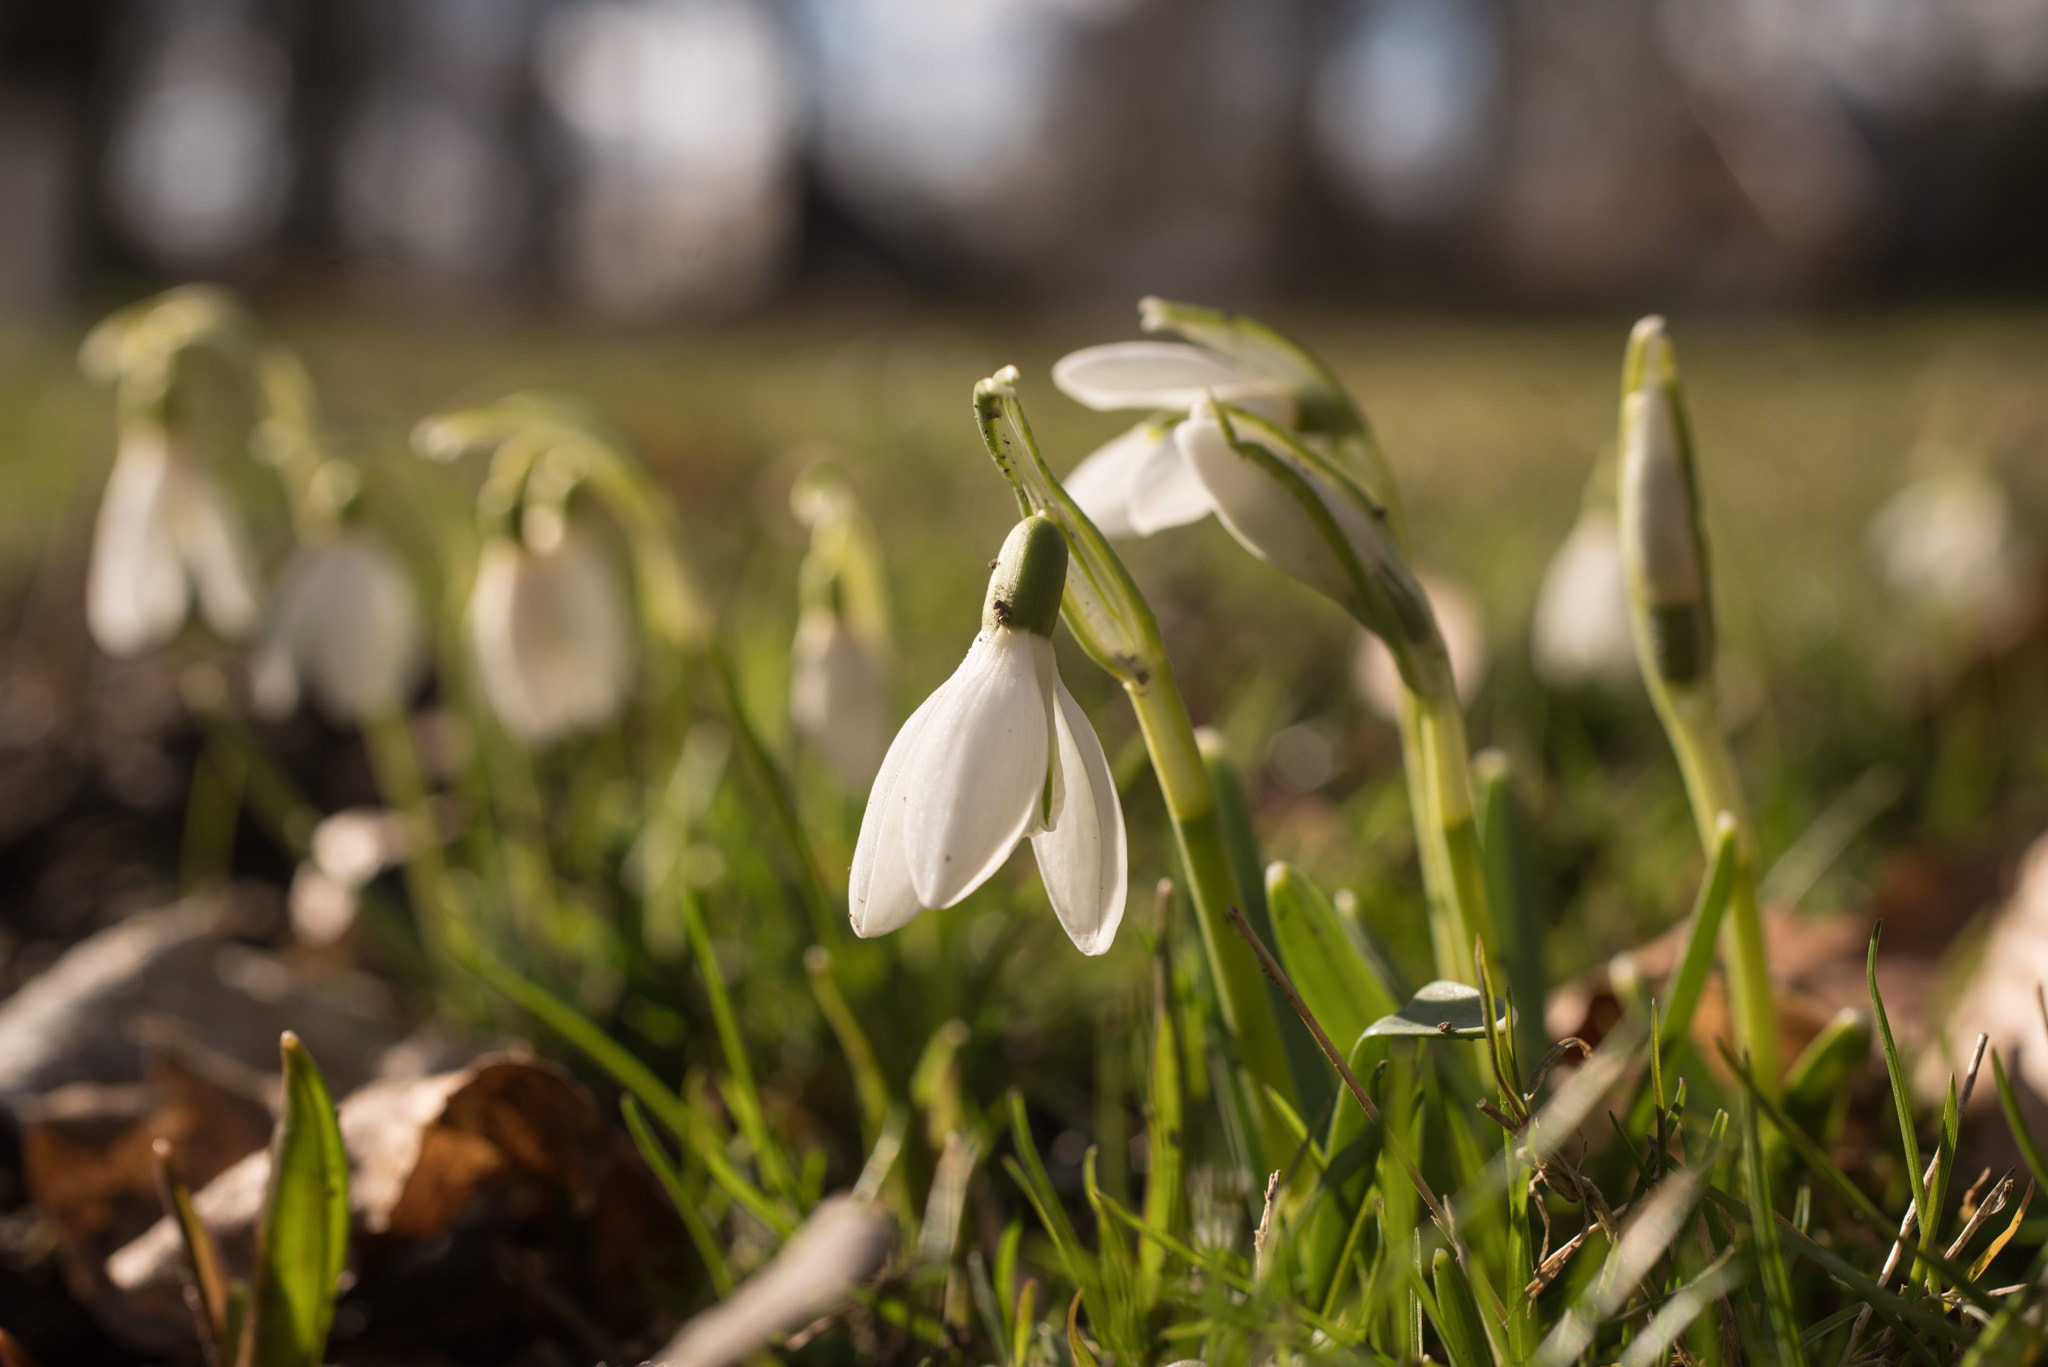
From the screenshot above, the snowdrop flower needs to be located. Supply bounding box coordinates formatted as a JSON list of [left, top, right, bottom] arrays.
[[469, 527, 634, 746], [1051, 341, 1293, 539], [1866, 465, 2038, 648], [252, 533, 424, 723], [1618, 318, 1712, 686], [791, 605, 889, 788], [1531, 508, 1637, 689], [1353, 573, 1487, 720], [1173, 398, 1456, 703], [87, 422, 263, 657], [851, 515, 1126, 955]]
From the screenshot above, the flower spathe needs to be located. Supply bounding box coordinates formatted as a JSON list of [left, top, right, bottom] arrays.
[[849, 515, 1127, 956], [87, 422, 263, 657]]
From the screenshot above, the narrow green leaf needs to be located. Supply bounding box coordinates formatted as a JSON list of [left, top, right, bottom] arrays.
[[1429, 1248, 1495, 1367], [153, 1139, 232, 1363], [1268, 861, 1398, 1058], [245, 1033, 349, 1367], [1992, 1051, 2048, 1194], [1616, 1251, 1742, 1367], [1868, 923, 1929, 1234], [1782, 1007, 1871, 1141], [1140, 931, 1183, 1307], [1659, 814, 1738, 1052], [1065, 1291, 1100, 1367], [620, 1096, 732, 1296], [1739, 1090, 1805, 1367], [1474, 749, 1548, 1064]]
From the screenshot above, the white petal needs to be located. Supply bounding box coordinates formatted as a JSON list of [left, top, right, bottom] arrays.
[[86, 434, 188, 656], [1060, 426, 1151, 539], [168, 462, 262, 640], [791, 610, 889, 788], [848, 685, 945, 938], [1531, 512, 1637, 689], [471, 533, 633, 745], [1029, 678, 1127, 955], [1126, 430, 1216, 535], [1052, 342, 1260, 411], [295, 538, 426, 722], [901, 631, 1053, 910]]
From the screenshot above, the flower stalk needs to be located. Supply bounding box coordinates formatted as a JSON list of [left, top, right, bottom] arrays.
[[1617, 317, 1778, 1092], [973, 371, 1299, 1160]]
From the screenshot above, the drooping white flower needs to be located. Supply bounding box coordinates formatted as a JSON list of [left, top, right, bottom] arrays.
[[1050, 341, 1293, 538], [87, 423, 263, 657], [790, 606, 889, 788], [850, 515, 1126, 955], [469, 528, 634, 746], [1353, 573, 1488, 720], [251, 533, 425, 724], [1530, 509, 1637, 690], [1866, 465, 2038, 648]]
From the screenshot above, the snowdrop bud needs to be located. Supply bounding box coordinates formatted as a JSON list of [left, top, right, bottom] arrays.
[[1618, 317, 1712, 686], [983, 513, 1068, 638], [1353, 574, 1487, 720], [790, 606, 889, 789], [1531, 509, 1637, 690], [469, 530, 634, 746], [251, 534, 425, 723], [87, 422, 263, 657]]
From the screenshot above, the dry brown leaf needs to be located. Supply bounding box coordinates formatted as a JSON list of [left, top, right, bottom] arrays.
[[105, 1054, 609, 1338]]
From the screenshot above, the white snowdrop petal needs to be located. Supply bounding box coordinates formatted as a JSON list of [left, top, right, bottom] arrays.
[[1060, 426, 1154, 539], [1126, 429, 1216, 536], [470, 539, 542, 740], [87, 435, 189, 656], [849, 686, 944, 938], [791, 610, 889, 789], [1030, 678, 1127, 956], [472, 532, 634, 745], [169, 462, 263, 640], [1531, 512, 1636, 689], [1051, 342, 1259, 412], [902, 630, 1051, 910], [298, 538, 426, 722]]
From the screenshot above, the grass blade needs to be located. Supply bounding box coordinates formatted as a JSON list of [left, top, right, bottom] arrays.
[[1268, 861, 1398, 1062], [244, 1034, 350, 1367], [1991, 1051, 2048, 1195], [1868, 924, 1929, 1237], [1616, 1250, 1742, 1367], [1430, 1247, 1495, 1367], [152, 1139, 232, 1363], [1739, 1085, 1804, 1367], [1659, 814, 1738, 1052], [621, 1096, 733, 1296]]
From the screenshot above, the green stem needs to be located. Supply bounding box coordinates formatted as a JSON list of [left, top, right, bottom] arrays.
[[363, 712, 460, 983], [1399, 691, 1494, 986], [1126, 661, 1297, 1166], [1656, 685, 1779, 1093]]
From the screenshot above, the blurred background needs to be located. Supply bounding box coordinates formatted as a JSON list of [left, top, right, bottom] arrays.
[[3, 0, 2048, 318]]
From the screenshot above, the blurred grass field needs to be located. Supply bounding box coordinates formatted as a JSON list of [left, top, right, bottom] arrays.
[[3, 298, 2045, 995]]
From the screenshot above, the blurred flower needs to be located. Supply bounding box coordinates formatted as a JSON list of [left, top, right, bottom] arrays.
[[87, 423, 262, 657], [289, 806, 410, 947], [1051, 342, 1292, 538], [251, 534, 425, 724], [1865, 465, 2039, 649], [789, 463, 891, 787], [1353, 573, 1488, 719], [790, 607, 889, 788], [1531, 508, 1637, 689], [470, 530, 634, 746], [851, 516, 1126, 955]]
